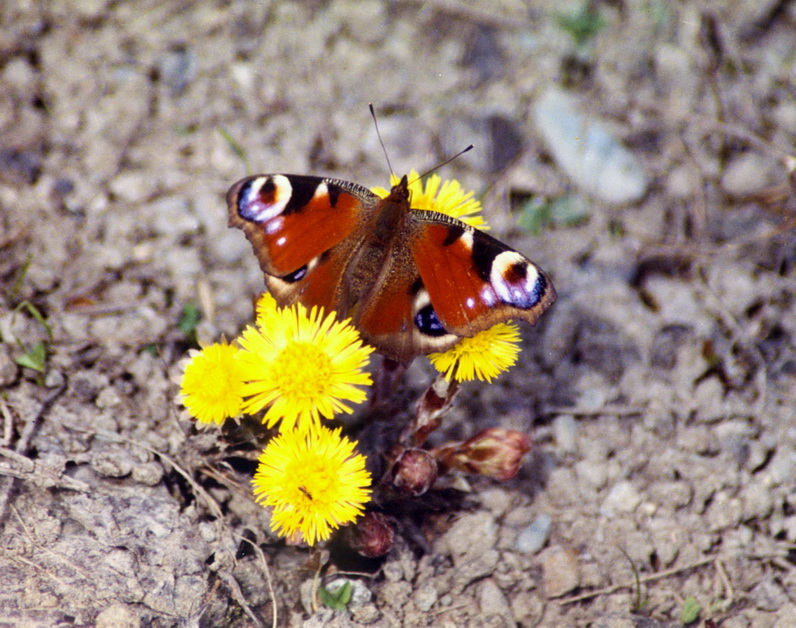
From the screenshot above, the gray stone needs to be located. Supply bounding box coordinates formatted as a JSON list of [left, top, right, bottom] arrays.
[[95, 603, 141, 628], [533, 88, 649, 204], [600, 481, 642, 516], [766, 448, 796, 486], [721, 152, 778, 197], [439, 511, 497, 564], [0, 343, 18, 386], [91, 448, 135, 478], [413, 583, 438, 612], [574, 459, 608, 491], [478, 578, 513, 622], [516, 514, 552, 555], [325, 578, 372, 606], [553, 414, 578, 453], [132, 462, 165, 487], [705, 491, 743, 532], [750, 578, 789, 612]]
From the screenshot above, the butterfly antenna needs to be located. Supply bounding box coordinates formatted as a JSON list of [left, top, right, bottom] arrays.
[[369, 103, 394, 177], [416, 144, 474, 182]]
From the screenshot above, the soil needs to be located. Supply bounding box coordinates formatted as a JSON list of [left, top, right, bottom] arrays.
[[1, 1, 795, 626]]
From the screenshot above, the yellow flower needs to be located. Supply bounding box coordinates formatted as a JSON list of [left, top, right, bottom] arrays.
[[429, 323, 521, 382], [179, 341, 246, 425], [255, 292, 279, 326], [252, 425, 372, 545], [373, 170, 488, 229], [237, 303, 374, 432]]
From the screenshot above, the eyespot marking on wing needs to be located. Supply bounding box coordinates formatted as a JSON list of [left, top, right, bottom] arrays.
[[238, 175, 292, 223], [490, 251, 545, 309]]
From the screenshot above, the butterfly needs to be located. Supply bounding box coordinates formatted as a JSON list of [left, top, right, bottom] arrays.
[[226, 173, 556, 364]]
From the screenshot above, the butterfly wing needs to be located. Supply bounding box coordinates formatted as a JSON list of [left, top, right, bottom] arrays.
[[351, 211, 555, 363], [353, 249, 461, 363], [408, 211, 556, 336], [227, 174, 379, 311]]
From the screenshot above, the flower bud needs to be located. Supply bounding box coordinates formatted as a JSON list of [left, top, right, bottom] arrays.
[[432, 428, 531, 481], [348, 512, 394, 558], [392, 448, 438, 496]]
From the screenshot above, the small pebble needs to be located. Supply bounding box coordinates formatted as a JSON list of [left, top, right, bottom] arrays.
[[553, 415, 578, 453], [574, 459, 608, 491], [720, 152, 777, 197], [540, 545, 580, 598], [132, 462, 165, 487], [91, 449, 134, 478], [413, 583, 438, 612], [750, 578, 789, 612], [516, 514, 552, 555], [478, 578, 513, 621], [0, 344, 18, 386], [439, 511, 497, 562], [600, 481, 642, 516], [766, 448, 796, 486]]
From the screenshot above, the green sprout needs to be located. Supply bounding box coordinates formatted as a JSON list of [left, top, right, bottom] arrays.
[[319, 580, 352, 611]]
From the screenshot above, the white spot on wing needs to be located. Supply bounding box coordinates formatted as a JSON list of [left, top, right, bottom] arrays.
[[266, 216, 284, 235], [479, 286, 497, 307], [314, 182, 329, 200], [412, 287, 432, 315]]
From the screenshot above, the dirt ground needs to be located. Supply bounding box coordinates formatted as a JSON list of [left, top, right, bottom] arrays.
[[1, 1, 795, 626]]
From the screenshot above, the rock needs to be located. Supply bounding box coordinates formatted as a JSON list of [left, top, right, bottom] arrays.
[[532, 88, 649, 204], [91, 448, 135, 478], [553, 414, 578, 453], [132, 462, 165, 487], [478, 578, 513, 622], [704, 491, 743, 532], [439, 511, 497, 564], [516, 514, 552, 555], [95, 603, 141, 628], [740, 482, 774, 520], [720, 152, 778, 197], [0, 343, 18, 386], [350, 603, 380, 624], [600, 481, 642, 516], [766, 448, 796, 486], [452, 551, 500, 590], [574, 459, 608, 491], [750, 578, 789, 612], [413, 583, 438, 612], [540, 545, 580, 598], [692, 376, 726, 423]]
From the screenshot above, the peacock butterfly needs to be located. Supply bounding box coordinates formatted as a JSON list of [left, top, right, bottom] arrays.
[[226, 173, 556, 364]]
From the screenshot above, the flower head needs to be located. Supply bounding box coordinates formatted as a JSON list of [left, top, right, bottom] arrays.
[[255, 292, 279, 326], [237, 302, 374, 432], [252, 425, 372, 545], [429, 323, 521, 382], [373, 170, 488, 229], [179, 341, 246, 426], [432, 428, 531, 481]]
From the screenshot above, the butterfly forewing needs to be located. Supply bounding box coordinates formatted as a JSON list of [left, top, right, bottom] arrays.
[[409, 212, 556, 335], [227, 174, 376, 277]]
